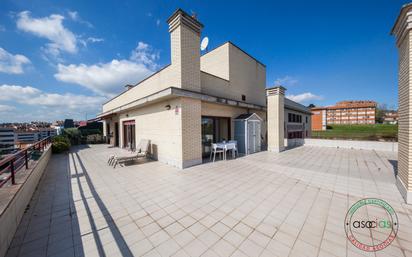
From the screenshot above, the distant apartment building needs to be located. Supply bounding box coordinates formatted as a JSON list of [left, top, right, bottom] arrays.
[[15, 128, 56, 146], [311, 100, 377, 131], [284, 99, 312, 139], [38, 128, 57, 139], [0, 128, 16, 152], [383, 111, 398, 124], [16, 131, 39, 144]]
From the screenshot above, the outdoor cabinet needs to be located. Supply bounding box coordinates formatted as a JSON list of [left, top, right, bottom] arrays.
[[234, 113, 263, 155]]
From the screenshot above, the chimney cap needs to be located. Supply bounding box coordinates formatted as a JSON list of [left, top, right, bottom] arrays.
[[266, 85, 287, 91], [167, 8, 204, 29], [125, 84, 134, 90]]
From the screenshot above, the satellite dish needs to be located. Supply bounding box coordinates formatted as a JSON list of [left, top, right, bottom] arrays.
[[200, 37, 209, 51]]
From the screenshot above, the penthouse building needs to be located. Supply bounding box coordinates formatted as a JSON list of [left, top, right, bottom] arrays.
[[311, 100, 377, 131], [97, 9, 311, 168]]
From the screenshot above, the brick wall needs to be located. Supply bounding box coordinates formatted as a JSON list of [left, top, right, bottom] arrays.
[[398, 30, 411, 191]]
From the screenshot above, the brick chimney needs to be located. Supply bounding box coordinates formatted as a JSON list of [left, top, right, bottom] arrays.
[[391, 3, 412, 204], [266, 86, 286, 153], [167, 9, 203, 92]]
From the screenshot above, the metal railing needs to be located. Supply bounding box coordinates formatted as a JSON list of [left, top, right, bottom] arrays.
[[0, 137, 52, 187]]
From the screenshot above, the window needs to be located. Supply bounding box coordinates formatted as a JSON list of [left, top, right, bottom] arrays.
[[288, 113, 303, 123], [305, 116, 308, 123], [241, 95, 246, 101]]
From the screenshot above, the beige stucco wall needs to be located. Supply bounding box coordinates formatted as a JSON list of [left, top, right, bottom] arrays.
[[200, 44, 230, 80], [200, 43, 266, 106], [200, 72, 230, 97], [114, 98, 184, 168], [103, 67, 172, 113], [228, 44, 266, 106]]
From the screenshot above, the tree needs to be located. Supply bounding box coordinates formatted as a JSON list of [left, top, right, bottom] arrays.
[[308, 103, 316, 108], [376, 103, 388, 124]]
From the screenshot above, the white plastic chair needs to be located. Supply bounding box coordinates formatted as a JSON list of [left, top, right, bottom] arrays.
[[210, 143, 225, 162]]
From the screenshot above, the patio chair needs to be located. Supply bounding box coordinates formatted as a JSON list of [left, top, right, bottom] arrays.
[[210, 143, 225, 162], [108, 146, 136, 165], [112, 139, 150, 168]]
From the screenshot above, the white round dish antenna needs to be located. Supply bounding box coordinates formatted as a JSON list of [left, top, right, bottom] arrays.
[[200, 37, 209, 51]]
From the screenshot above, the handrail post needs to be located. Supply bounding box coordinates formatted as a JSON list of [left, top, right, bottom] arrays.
[[10, 160, 15, 185], [25, 150, 28, 169]]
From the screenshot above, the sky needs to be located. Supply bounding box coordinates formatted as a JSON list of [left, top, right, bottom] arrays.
[[0, 0, 407, 122]]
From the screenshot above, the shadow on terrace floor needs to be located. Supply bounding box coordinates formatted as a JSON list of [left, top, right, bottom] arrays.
[[69, 146, 134, 257], [5, 145, 136, 257]]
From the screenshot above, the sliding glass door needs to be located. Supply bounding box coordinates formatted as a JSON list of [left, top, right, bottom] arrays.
[[123, 120, 136, 150], [201, 116, 230, 157]]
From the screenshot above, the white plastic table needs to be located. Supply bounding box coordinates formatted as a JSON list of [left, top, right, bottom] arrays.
[[215, 142, 237, 160]]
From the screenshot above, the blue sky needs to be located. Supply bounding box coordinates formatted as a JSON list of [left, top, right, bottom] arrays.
[[0, 0, 406, 122]]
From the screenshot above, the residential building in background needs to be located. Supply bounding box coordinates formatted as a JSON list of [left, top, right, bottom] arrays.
[[63, 119, 75, 128], [15, 131, 39, 145], [383, 111, 398, 124], [38, 127, 57, 139], [0, 128, 16, 153], [284, 98, 312, 140], [311, 100, 377, 131]]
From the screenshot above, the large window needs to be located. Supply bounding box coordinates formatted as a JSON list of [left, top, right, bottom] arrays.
[[201, 116, 230, 157], [288, 113, 302, 123]]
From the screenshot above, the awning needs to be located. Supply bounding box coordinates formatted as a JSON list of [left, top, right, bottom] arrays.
[[88, 113, 115, 122]]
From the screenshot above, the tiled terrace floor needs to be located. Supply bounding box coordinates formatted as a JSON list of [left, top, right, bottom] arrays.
[[5, 144, 412, 257]]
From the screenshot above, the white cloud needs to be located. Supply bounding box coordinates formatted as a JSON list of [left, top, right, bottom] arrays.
[[0, 104, 15, 112], [274, 76, 298, 87], [78, 37, 104, 48], [0, 84, 105, 110], [287, 92, 323, 103], [54, 41, 159, 96], [156, 19, 161, 26], [0, 25, 5, 32], [67, 11, 78, 20], [0, 47, 31, 74], [16, 11, 78, 56], [130, 42, 159, 69], [87, 37, 104, 43], [67, 11, 93, 28], [0, 84, 39, 101]]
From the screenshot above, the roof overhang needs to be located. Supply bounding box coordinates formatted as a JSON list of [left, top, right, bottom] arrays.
[[96, 87, 266, 119]]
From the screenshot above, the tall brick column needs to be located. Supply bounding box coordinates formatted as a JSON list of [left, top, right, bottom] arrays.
[[392, 3, 412, 204], [266, 86, 285, 153], [167, 9, 203, 168], [167, 9, 203, 92]]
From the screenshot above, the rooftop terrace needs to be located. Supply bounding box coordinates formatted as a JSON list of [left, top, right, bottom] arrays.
[[4, 144, 412, 257]]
